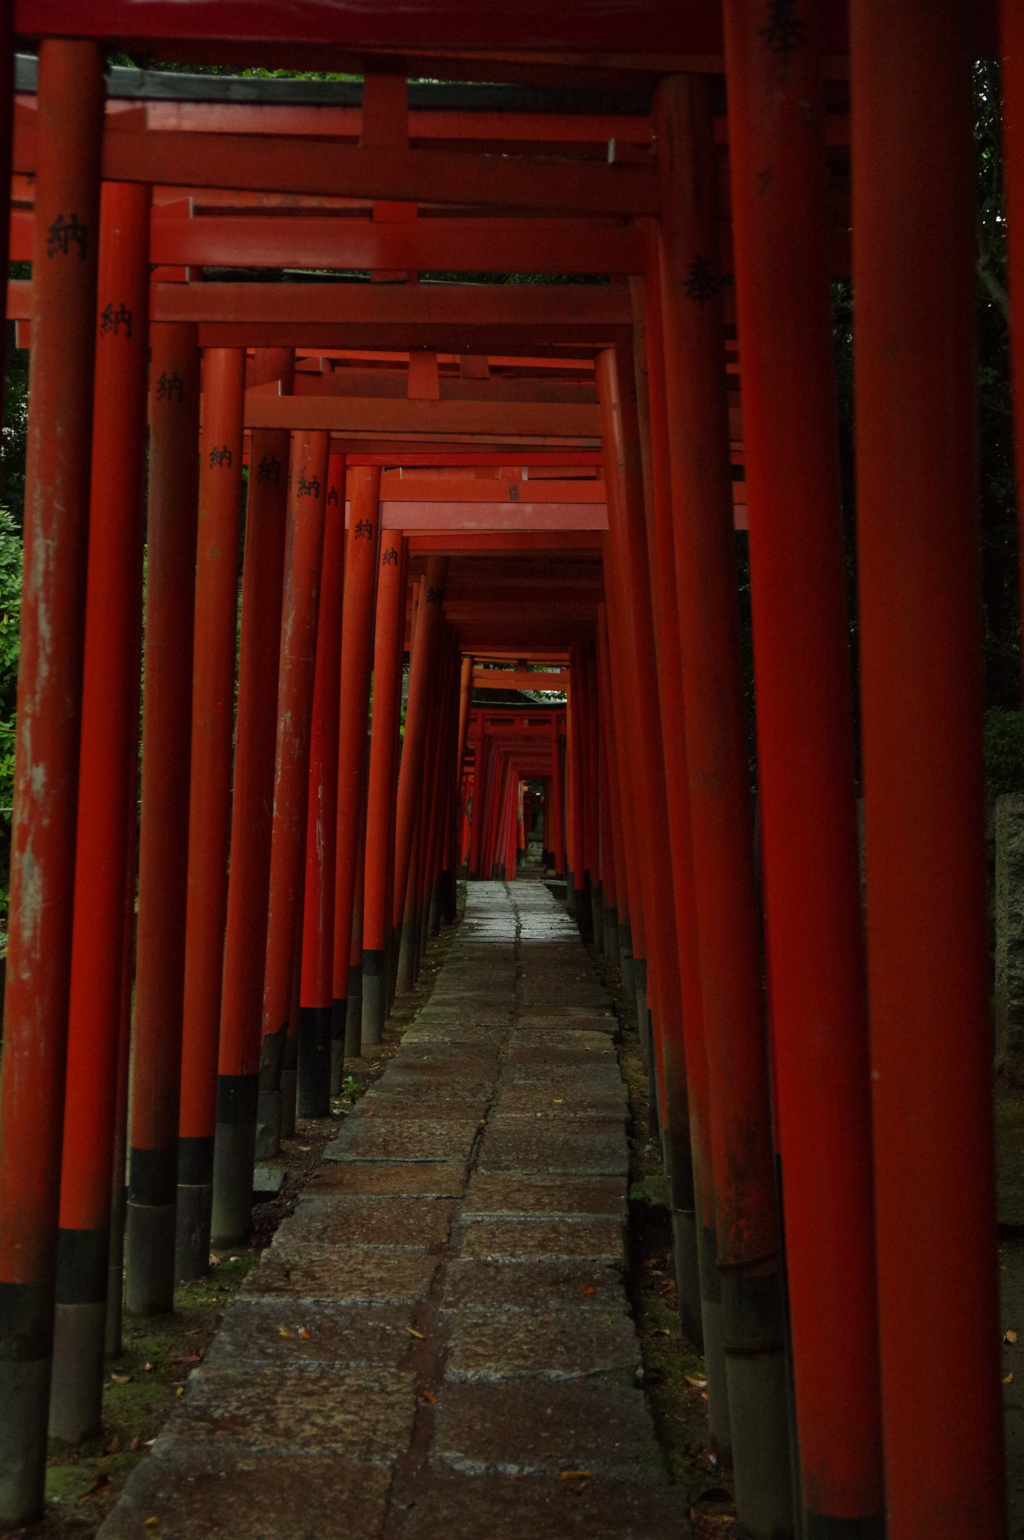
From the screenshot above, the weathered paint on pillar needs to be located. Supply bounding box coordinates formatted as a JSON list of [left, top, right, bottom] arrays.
[[210, 349, 292, 1254], [393, 556, 447, 986], [298, 453, 346, 1116], [0, 39, 104, 1527], [723, 6, 883, 1532], [852, 4, 1006, 1534], [259, 430, 330, 1157], [50, 179, 150, 1443], [363, 532, 407, 1045], [332, 465, 381, 1073], [655, 74, 791, 1494]]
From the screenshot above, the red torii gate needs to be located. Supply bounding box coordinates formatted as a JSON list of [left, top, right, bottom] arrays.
[[0, 5, 1013, 1538]]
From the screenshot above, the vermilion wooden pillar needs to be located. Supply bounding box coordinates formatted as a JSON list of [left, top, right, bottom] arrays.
[[260, 430, 330, 1158], [634, 263, 727, 1416], [332, 465, 381, 1069], [209, 349, 292, 1255], [655, 75, 790, 1501], [549, 722, 565, 877], [394, 556, 447, 984], [298, 453, 346, 1115], [0, 40, 103, 1526], [363, 533, 407, 1043], [723, 7, 882, 1533], [852, 5, 1005, 1535], [104, 772, 139, 1361], [128, 320, 201, 1304], [468, 709, 487, 876], [597, 348, 701, 1348], [49, 180, 150, 1444], [566, 650, 588, 933], [135, 416, 237, 1299], [166, 349, 242, 1278]]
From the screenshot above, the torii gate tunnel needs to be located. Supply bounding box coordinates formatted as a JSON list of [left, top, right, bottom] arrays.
[[0, 2, 1018, 1535]]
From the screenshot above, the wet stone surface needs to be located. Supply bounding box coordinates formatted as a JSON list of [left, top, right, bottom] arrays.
[[99, 882, 677, 1540]]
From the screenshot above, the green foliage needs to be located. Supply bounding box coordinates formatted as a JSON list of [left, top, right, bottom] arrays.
[[985, 707, 1024, 799]]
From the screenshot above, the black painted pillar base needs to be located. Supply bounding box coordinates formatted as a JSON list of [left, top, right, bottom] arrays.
[[663, 1124, 703, 1353], [697, 1220, 732, 1462], [124, 1145, 176, 1316], [722, 1263, 795, 1539], [603, 903, 620, 967], [566, 870, 577, 918], [105, 1175, 127, 1358], [362, 950, 385, 1048], [49, 1227, 108, 1443], [0, 1278, 53, 1529], [575, 877, 594, 946], [297, 1005, 332, 1117], [619, 919, 635, 996], [210, 1075, 258, 1250], [591, 881, 605, 955], [175, 1135, 214, 1282], [330, 998, 348, 1096], [280, 1032, 297, 1139], [344, 963, 363, 1058]]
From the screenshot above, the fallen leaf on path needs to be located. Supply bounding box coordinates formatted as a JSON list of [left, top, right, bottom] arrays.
[[559, 1471, 593, 1481], [144, 1362, 156, 1372], [144, 1518, 159, 1528], [176, 1387, 185, 1397], [659, 1280, 676, 1294], [296, 1327, 312, 1340], [406, 1326, 425, 1339], [1006, 1328, 1018, 1345], [79, 1472, 112, 1501], [129, 1437, 140, 1452], [279, 1326, 292, 1337], [104, 1437, 119, 1455], [110, 1373, 132, 1384], [208, 1254, 220, 1266], [421, 1389, 438, 1406], [686, 1375, 708, 1389], [581, 1284, 596, 1296], [1004, 1372, 1014, 1385]]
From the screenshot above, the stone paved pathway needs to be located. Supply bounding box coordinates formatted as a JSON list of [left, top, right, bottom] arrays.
[[99, 882, 688, 1539]]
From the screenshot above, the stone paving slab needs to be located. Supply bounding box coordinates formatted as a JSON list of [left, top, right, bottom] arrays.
[[440, 1257, 627, 1314], [518, 1012, 617, 1033], [478, 1117, 629, 1176], [394, 1476, 689, 1540], [434, 1380, 666, 1482], [495, 1082, 625, 1116], [203, 1299, 416, 1369], [394, 1039, 502, 1061], [100, 882, 677, 1540], [461, 1173, 627, 1218], [349, 1091, 489, 1121], [99, 1449, 392, 1540], [505, 1041, 617, 1066], [304, 1161, 467, 1197], [242, 1243, 438, 1304], [282, 1194, 456, 1249], [159, 1364, 416, 1460], [452, 1216, 624, 1261], [323, 1117, 481, 1163], [444, 1308, 641, 1381]]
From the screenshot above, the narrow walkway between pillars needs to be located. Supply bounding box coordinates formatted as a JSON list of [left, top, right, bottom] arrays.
[[98, 883, 688, 1539]]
